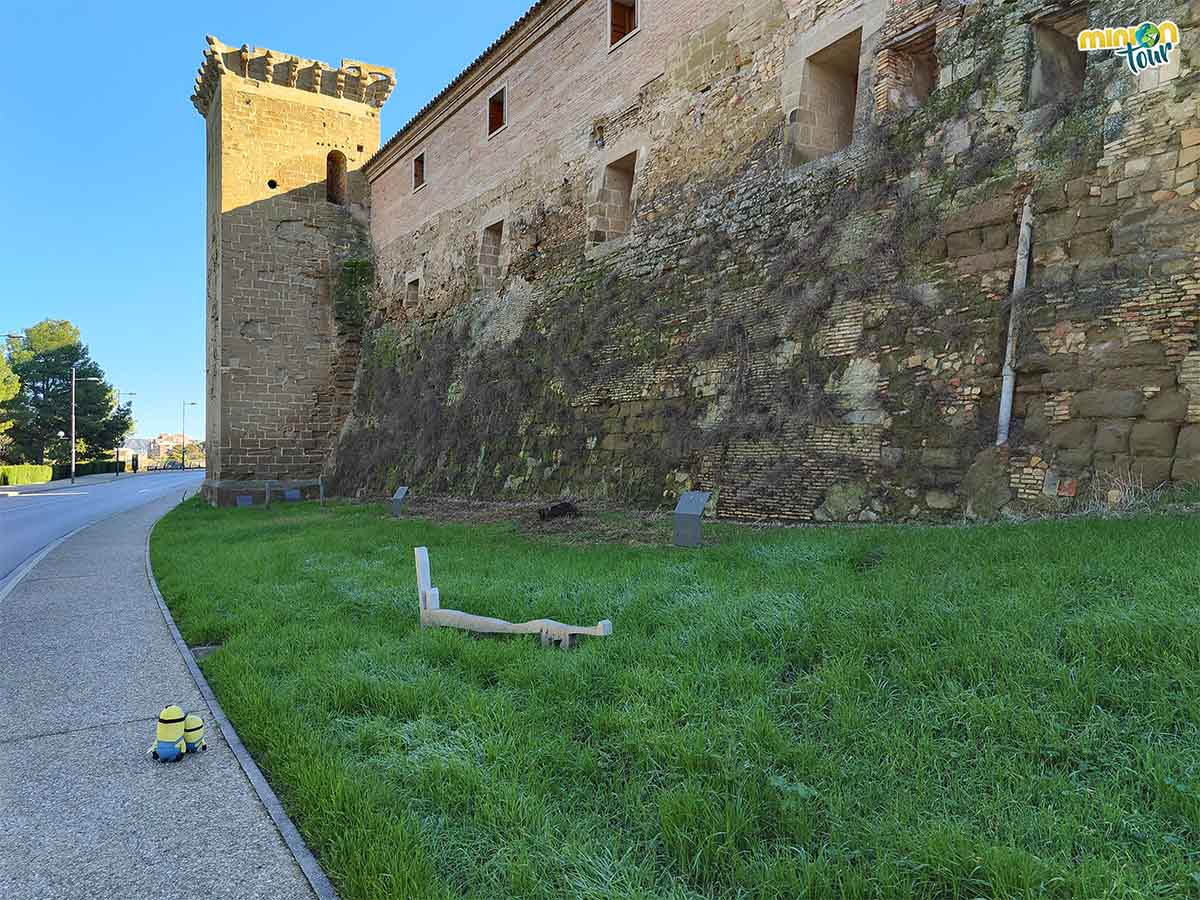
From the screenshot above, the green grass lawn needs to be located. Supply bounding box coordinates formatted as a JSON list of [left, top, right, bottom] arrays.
[[151, 499, 1200, 899]]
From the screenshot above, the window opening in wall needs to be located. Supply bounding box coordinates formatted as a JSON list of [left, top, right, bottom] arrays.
[[405, 278, 420, 308], [413, 153, 426, 192], [1028, 7, 1088, 107], [594, 150, 637, 244], [488, 87, 507, 137], [326, 150, 348, 205], [610, 0, 638, 48], [877, 24, 938, 116], [792, 28, 863, 163], [479, 220, 505, 293], [267, 179, 278, 190]]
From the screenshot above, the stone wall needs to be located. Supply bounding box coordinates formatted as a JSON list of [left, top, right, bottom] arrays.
[[325, 0, 1200, 520], [195, 38, 392, 505]]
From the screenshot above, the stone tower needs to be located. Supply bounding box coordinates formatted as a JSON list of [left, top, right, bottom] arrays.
[[192, 36, 393, 505]]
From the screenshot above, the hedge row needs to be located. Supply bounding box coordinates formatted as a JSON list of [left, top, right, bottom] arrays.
[[50, 461, 125, 480], [0, 464, 54, 485]]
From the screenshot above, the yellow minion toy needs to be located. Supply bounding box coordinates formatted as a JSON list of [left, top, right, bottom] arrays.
[[149, 704, 187, 762], [184, 714, 208, 754]]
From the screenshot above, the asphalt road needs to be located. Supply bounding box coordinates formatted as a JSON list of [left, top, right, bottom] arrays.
[[0, 471, 204, 593]]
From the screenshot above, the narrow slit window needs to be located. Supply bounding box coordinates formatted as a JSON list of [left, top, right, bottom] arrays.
[[488, 87, 507, 137], [326, 150, 348, 205], [611, 0, 638, 47], [479, 220, 504, 292], [413, 153, 426, 192]]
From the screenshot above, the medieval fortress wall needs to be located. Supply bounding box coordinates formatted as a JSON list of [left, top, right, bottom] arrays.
[[199, 0, 1200, 520]]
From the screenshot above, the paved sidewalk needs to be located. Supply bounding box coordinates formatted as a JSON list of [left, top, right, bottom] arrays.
[[0, 494, 316, 899]]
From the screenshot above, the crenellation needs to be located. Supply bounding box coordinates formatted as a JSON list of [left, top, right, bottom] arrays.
[[191, 35, 395, 117]]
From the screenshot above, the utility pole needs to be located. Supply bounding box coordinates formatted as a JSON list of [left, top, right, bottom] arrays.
[[71, 366, 76, 484], [69, 363, 102, 485], [182, 401, 197, 469], [114, 391, 136, 477]]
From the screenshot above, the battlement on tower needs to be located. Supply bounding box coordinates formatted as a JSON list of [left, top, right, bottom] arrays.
[[191, 35, 395, 117]]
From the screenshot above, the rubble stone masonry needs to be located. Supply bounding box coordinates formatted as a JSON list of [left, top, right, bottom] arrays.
[[200, 0, 1200, 520]]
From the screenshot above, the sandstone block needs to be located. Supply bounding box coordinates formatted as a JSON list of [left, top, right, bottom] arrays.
[[1177, 424, 1200, 458], [1093, 453, 1129, 476], [1070, 390, 1144, 419], [961, 447, 1014, 520], [1056, 449, 1094, 469], [1039, 209, 1077, 241], [925, 490, 958, 510], [1094, 366, 1178, 390], [944, 198, 1012, 233], [1094, 419, 1132, 453], [1130, 457, 1173, 487], [1130, 421, 1179, 457], [1145, 390, 1190, 422], [1022, 403, 1050, 439], [1049, 419, 1095, 449], [1172, 458, 1200, 482], [1041, 371, 1092, 391], [946, 229, 983, 257], [958, 250, 1011, 275], [1088, 342, 1167, 367], [922, 447, 960, 469], [1068, 232, 1111, 258], [981, 224, 1010, 251], [1016, 353, 1053, 374]]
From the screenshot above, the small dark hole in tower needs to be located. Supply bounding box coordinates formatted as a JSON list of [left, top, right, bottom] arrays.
[[267, 179, 278, 189], [357, 144, 364, 152]]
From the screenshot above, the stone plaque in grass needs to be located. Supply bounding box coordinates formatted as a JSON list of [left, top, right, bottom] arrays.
[[674, 491, 712, 548], [391, 486, 409, 517]]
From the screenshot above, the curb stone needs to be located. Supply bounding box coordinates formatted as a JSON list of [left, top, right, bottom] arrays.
[[145, 496, 339, 900]]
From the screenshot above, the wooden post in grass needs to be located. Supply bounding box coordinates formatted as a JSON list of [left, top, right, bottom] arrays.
[[412, 546, 611, 649]]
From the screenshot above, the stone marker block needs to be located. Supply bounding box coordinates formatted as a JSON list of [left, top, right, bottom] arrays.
[[236, 495, 253, 508], [391, 486, 410, 517], [674, 491, 712, 548], [284, 488, 302, 502]]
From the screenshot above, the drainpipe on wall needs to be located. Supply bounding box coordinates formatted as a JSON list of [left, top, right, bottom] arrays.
[[996, 194, 1034, 447]]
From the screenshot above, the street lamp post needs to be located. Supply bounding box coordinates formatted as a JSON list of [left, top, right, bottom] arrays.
[[69, 364, 102, 485], [114, 391, 136, 477], [182, 401, 197, 470]]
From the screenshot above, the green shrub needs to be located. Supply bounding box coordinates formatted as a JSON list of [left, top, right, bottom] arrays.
[[49, 460, 125, 480], [0, 464, 53, 485]]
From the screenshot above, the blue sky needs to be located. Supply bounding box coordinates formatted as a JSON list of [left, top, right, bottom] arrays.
[[0, 0, 533, 439]]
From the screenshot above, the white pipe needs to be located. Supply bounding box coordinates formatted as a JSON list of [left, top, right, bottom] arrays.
[[996, 194, 1034, 447]]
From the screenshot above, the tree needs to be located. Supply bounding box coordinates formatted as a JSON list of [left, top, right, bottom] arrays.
[[161, 441, 206, 466], [5, 320, 134, 464], [0, 352, 18, 462]]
